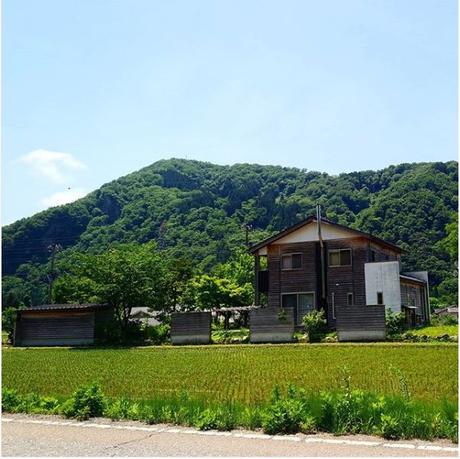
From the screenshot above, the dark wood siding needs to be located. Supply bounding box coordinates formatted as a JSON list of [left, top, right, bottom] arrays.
[[267, 242, 317, 310], [171, 311, 211, 345], [326, 238, 369, 327], [250, 306, 294, 343], [336, 305, 386, 341], [15, 310, 95, 346]]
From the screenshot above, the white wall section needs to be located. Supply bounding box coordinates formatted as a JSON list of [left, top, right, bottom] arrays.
[[365, 261, 402, 312]]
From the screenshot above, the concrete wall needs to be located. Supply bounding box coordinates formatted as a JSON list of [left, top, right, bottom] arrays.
[[364, 261, 401, 313]]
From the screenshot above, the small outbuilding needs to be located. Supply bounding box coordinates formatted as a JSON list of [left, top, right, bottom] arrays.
[[14, 303, 113, 347]]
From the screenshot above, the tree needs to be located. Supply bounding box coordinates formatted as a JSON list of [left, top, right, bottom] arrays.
[[2, 306, 26, 343], [53, 241, 169, 331], [181, 274, 251, 310], [161, 256, 194, 313], [435, 213, 458, 305], [438, 213, 458, 264]]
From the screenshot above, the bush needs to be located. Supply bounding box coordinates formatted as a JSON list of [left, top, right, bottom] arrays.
[[385, 310, 406, 335], [144, 324, 170, 345], [262, 388, 306, 434], [61, 383, 106, 420], [302, 310, 327, 343], [2, 388, 60, 414], [379, 414, 400, 440], [439, 315, 458, 325], [212, 328, 249, 344], [2, 387, 20, 412], [105, 397, 140, 420]]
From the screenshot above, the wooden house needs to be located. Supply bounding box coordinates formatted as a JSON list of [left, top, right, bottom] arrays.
[[249, 215, 430, 329]]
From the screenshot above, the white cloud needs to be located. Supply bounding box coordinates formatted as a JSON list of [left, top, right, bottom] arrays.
[[18, 149, 86, 183], [42, 188, 88, 208]]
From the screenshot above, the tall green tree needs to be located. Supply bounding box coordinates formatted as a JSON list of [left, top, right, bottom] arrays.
[[181, 274, 251, 310], [53, 242, 169, 329]]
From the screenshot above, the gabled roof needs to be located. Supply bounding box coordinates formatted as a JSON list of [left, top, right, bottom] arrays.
[[248, 216, 402, 254]]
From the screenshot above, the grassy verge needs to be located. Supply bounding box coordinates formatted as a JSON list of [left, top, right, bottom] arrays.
[[411, 325, 458, 338], [3, 344, 457, 403], [3, 381, 457, 442]]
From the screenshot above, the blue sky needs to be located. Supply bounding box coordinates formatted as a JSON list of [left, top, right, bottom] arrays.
[[3, 0, 457, 224]]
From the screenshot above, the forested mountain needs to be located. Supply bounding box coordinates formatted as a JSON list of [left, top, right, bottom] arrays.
[[2, 158, 458, 305]]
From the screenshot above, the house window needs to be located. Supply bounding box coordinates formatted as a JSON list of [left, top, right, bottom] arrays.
[[331, 292, 336, 319], [377, 292, 384, 305], [281, 253, 302, 270], [347, 292, 353, 306], [329, 249, 352, 267], [282, 292, 315, 325]]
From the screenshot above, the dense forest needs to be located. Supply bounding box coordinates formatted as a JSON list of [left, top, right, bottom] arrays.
[[2, 158, 458, 308]]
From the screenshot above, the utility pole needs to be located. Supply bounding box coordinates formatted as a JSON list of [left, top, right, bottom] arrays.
[[47, 243, 62, 304], [241, 223, 253, 247]]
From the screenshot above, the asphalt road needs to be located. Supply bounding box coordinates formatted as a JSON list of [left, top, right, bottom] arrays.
[[2, 414, 458, 457]]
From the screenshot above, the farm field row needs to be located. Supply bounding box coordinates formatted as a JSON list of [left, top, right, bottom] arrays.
[[3, 343, 457, 404]]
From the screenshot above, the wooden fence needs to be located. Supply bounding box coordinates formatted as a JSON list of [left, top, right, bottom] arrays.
[[335, 305, 386, 341], [171, 311, 211, 345], [249, 306, 295, 343]]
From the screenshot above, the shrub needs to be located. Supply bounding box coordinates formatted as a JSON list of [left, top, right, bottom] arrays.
[[61, 383, 106, 420], [385, 310, 406, 335], [144, 324, 170, 345], [379, 414, 401, 440], [2, 388, 60, 414], [195, 408, 219, 430], [212, 328, 249, 344], [262, 385, 315, 435], [105, 397, 140, 420], [439, 315, 458, 326], [2, 387, 20, 412], [302, 310, 327, 343]]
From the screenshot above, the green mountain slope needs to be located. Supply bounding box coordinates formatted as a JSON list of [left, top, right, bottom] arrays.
[[3, 159, 458, 303]]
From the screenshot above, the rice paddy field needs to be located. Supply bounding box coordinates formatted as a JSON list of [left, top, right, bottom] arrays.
[[2, 343, 457, 404]]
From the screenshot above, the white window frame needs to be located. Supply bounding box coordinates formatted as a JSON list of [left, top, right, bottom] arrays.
[[347, 292, 353, 306], [280, 252, 303, 271], [328, 248, 352, 267]]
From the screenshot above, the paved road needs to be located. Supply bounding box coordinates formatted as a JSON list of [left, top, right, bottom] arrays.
[[2, 414, 458, 457]]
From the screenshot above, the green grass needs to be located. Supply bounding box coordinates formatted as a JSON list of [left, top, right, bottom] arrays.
[[411, 325, 458, 338], [3, 343, 457, 404]]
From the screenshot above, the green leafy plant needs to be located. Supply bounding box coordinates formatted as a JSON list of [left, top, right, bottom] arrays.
[[61, 383, 106, 420], [385, 310, 406, 335], [277, 309, 288, 322], [379, 414, 401, 440], [302, 310, 327, 343]]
